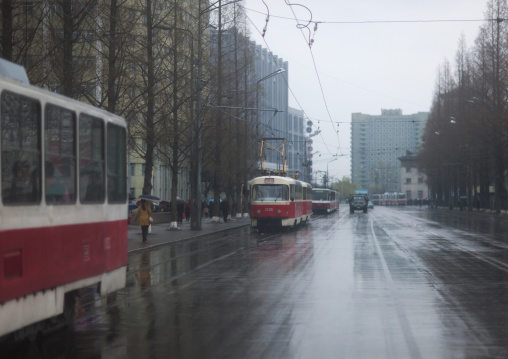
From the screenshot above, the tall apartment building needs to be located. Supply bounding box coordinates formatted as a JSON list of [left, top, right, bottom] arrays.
[[287, 107, 307, 180], [350, 109, 428, 192], [253, 43, 289, 173]]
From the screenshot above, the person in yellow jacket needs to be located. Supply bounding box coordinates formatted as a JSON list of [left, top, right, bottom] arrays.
[[134, 199, 152, 242]]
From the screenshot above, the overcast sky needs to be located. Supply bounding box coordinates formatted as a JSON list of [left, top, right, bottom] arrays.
[[243, 0, 489, 184]]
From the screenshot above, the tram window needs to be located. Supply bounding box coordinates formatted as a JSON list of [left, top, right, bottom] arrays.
[[1, 91, 41, 205], [45, 104, 76, 204], [107, 123, 126, 203], [295, 185, 302, 201], [252, 184, 288, 201], [79, 114, 104, 203]]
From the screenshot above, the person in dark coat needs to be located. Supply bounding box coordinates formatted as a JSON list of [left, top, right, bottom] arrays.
[[220, 198, 229, 223], [177, 201, 184, 223], [203, 201, 209, 218], [184, 200, 191, 221]]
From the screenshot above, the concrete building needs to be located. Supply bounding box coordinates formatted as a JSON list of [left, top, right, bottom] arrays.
[[253, 43, 289, 173], [287, 107, 307, 180], [350, 109, 428, 192], [252, 44, 308, 181], [399, 151, 429, 200]]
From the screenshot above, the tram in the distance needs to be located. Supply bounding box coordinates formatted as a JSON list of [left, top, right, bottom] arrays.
[[312, 188, 339, 214], [249, 175, 312, 231], [0, 59, 128, 340]]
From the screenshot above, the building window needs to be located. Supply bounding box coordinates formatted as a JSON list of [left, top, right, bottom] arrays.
[[418, 190, 423, 198], [142, 164, 145, 176], [418, 177, 423, 183], [406, 190, 411, 199], [130, 164, 136, 176], [406, 178, 411, 184]]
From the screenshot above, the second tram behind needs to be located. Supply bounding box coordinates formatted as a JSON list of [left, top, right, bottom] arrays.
[[312, 188, 339, 214], [249, 176, 312, 230]]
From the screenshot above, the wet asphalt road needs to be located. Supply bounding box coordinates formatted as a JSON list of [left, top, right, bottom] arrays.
[[6, 206, 508, 358]]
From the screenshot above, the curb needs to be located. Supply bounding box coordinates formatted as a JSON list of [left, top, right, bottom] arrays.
[[128, 222, 250, 255]]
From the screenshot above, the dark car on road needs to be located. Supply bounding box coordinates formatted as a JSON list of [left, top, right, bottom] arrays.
[[349, 194, 368, 214]]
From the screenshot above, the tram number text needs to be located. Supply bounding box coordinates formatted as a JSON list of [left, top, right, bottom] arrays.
[[265, 208, 273, 212]]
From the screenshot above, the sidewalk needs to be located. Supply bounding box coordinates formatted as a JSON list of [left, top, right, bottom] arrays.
[[128, 217, 250, 253]]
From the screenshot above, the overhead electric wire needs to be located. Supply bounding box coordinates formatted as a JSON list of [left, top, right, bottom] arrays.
[[245, 7, 493, 25], [245, 15, 315, 135], [284, 1, 343, 157], [246, 13, 338, 160]]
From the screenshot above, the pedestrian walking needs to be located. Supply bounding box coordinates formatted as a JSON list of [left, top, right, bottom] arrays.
[[134, 199, 152, 243], [184, 200, 191, 221], [220, 198, 229, 223], [203, 202, 209, 219], [177, 201, 184, 223]]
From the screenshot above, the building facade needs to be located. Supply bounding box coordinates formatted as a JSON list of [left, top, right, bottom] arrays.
[[350, 109, 428, 192], [253, 43, 289, 173], [287, 107, 307, 180], [399, 152, 429, 200]]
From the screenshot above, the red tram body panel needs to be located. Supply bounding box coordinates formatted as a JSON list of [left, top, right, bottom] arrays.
[[0, 219, 127, 304]]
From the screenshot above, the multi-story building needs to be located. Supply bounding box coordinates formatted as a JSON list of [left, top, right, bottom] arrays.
[[287, 107, 307, 180], [399, 151, 429, 200], [253, 43, 289, 173], [350, 109, 428, 192]]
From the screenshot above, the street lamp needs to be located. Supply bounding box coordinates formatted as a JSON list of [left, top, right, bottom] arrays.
[[255, 68, 286, 169]]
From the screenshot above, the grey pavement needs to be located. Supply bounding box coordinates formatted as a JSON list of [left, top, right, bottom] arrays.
[[128, 217, 250, 253]]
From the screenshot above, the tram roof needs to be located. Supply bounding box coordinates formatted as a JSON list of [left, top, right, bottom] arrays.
[[0, 60, 126, 128], [249, 176, 311, 187]]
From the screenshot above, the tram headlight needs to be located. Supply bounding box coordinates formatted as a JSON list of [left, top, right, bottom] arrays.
[[257, 210, 261, 215], [277, 210, 281, 215]]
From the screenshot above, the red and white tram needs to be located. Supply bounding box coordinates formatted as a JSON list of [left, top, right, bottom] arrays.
[[380, 192, 406, 206], [249, 176, 312, 230], [396, 192, 407, 205], [312, 188, 339, 214], [0, 60, 127, 339]]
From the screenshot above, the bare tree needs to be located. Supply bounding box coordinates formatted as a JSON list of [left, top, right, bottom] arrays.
[[422, 0, 508, 212]]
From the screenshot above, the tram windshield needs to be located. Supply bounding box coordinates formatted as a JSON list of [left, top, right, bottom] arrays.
[[313, 190, 329, 201], [252, 184, 289, 202]]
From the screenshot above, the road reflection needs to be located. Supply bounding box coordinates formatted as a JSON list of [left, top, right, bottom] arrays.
[[5, 209, 508, 358]]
